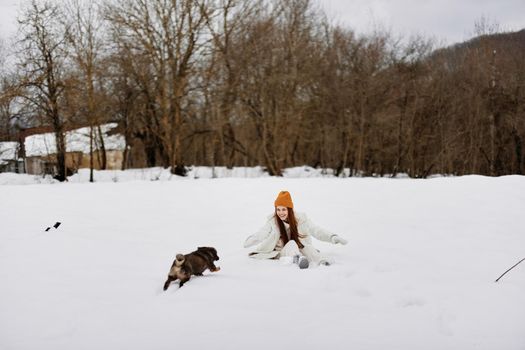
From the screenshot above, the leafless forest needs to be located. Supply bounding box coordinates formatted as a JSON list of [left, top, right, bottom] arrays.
[[1, 0, 524, 180]]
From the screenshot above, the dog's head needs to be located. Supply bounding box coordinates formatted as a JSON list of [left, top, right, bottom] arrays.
[[197, 246, 219, 261]]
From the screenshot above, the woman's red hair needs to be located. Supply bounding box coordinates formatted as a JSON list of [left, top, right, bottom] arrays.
[[275, 207, 305, 249]]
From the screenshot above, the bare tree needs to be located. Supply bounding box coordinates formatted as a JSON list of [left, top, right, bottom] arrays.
[[231, 0, 324, 175], [16, 0, 70, 181], [64, 0, 107, 182], [201, 0, 256, 170], [0, 40, 9, 140], [105, 0, 212, 175]]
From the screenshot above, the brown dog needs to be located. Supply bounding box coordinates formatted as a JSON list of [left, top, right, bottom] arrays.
[[163, 247, 220, 290]]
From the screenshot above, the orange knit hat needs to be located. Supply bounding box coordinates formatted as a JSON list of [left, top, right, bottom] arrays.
[[274, 191, 294, 208]]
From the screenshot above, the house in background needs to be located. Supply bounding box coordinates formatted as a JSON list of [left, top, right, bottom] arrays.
[[0, 141, 24, 173], [0, 123, 126, 175], [23, 123, 126, 175]]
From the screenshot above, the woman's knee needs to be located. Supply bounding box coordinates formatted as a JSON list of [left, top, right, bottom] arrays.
[[283, 240, 299, 249], [280, 240, 301, 256]]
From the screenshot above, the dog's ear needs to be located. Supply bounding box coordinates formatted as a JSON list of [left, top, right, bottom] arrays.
[[196, 246, 219, 260], [197, 247, 211, 256], [210, 247, 219, 260], [198, 247, 214, 253]]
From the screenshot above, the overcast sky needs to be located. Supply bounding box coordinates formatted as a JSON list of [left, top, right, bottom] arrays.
[[1, 0, 525, 46], [322, 0, 525, 44]]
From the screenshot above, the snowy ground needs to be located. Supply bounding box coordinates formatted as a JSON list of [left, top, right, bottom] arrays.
[[1, 171, 524, 350]]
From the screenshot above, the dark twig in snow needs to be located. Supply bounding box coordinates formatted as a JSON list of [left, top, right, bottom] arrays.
[[495, 257, 525, 282]]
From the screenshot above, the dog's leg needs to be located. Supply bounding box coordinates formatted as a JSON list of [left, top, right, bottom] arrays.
[[208, 262, 221, 272], [163, 277, 176, 291], [179, 276, 190, 288]]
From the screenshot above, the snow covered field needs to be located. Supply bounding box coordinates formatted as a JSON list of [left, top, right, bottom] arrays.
[[1, 172, 524, 350]]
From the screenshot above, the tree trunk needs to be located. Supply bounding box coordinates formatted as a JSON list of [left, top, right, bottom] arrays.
[[89, 126, 94, 182], [96, 125, 107, 170]]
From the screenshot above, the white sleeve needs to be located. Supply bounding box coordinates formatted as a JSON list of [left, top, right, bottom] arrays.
[[244, 218, 273, 248], [303, 214, 336, 243]]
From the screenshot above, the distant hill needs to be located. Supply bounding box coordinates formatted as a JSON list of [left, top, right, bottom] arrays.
[[431, 28, 525, 63], [461, 28, 525, 49]]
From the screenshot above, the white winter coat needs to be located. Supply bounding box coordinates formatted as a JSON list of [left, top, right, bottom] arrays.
[[244, 212, 337, 260]]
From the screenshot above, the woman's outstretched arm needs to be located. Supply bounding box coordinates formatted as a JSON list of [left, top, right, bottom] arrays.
[[244, 217, 273, 248]]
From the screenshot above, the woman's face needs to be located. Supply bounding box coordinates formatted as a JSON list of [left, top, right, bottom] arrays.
[[276, 206, 288, 221]]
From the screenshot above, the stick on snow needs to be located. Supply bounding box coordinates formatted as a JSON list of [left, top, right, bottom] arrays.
[[495, 257, 525, 282], [44, 222, 61, 232]]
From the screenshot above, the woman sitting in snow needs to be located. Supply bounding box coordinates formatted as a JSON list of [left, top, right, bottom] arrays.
[[243, 191, 347, 269]]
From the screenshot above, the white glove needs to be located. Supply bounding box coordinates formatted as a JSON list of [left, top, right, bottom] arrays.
[[244, 235, 259, 248], [331, 235, 347, 245]]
